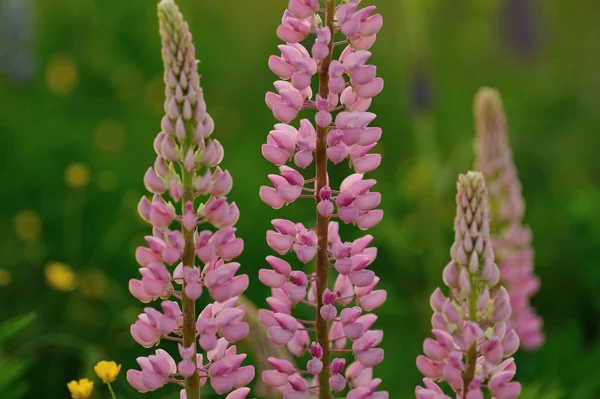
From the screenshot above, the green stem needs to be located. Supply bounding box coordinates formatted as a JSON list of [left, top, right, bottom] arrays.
[[182, 125, 200, 399], [463, 273, 478, 394], [107, 382, 117, 399], [316, 1, 336, 398], [463, 344, 476, 395]]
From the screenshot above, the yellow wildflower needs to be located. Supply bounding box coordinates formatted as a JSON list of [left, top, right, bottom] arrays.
[[45, 262, 77, 292], [94, 360, 121, 383], [67, 378, 93, 399]]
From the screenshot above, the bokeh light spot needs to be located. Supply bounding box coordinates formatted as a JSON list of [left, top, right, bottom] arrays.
[[80, 268, 108, 298], [0, 269, 12, 286], [145, 75, 165, 117], [23, 241, 49, 264], [14, 210, 41, 242], [97, 170, 118, 191], [404, 161, 430, 200], [123, 306, 142, 324], [210, 106, 242, 140], [111, 64, 144, 101], [45, 53, 78, 96], [123, 189, 142, 209], [64, 162, 91, 188], [45, 261, 78, 292], [94, 120, 126, 153]]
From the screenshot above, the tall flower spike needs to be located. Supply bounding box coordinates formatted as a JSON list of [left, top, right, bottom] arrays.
[[474, 87, 543, 350], [260, 1, 387, 398], [127, 1, 254, 398], [416, 172, 521, 399]]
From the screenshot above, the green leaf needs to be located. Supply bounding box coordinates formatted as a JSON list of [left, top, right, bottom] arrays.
[[0, 313, 36, 343], [0, 382, 29, 399], [520, 382, 565, 399], [0, 359, 32, 392]]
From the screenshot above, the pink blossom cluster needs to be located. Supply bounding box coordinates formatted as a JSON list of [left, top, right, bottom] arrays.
[[494, 225, 542, 350], [262, 3, 384, 178], [260, 0, 387, 398], [416, 172, 521, 399], [127, 1, 253, 397], [474, 87, 543, 350]]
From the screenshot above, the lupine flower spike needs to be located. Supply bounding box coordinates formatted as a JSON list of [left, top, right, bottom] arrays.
[[416, 172, 521, 399], [474, 87, 543, 350], [260, 0, 387, 398], [127, 1, 254, 398]]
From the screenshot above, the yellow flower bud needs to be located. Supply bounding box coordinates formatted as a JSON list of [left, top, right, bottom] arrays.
[[94, 360, 122, 383], [67, 378, 94, 399]]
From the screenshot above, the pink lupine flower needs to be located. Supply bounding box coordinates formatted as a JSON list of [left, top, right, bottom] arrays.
[[336, 174, 383, 229], [277, 10, 312, 43], [178, 344, 197, 378], [270, 44, 318, 90], [206, 343, 255, 394], [266, 81, 312, 124], [474, 87, 544, 350], [225, 388, 252, 399], [260, 1, 387, 397], [128, 1, 254, 397], [127, 349, 177, 392], [416, 172, 521, 399], [262, 124, 298, 166]]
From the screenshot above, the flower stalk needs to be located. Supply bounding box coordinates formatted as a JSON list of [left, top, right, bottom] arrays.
[[107, 382, 117, 399], [474, 87, 543, 350], [260, 0, 387, 397], [416, 172, 521, 399], [126, 1, 254, 398], [315, 2, 336, 396], [182, 166, 199, 397]]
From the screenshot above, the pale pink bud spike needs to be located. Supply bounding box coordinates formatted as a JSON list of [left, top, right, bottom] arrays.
[[128, 0, 253, 397], [474, 87, 543, 351], [416, 171, 521, 398]]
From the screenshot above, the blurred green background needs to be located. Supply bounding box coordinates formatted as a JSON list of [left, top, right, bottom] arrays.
[[1, 0, 600, 397]]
